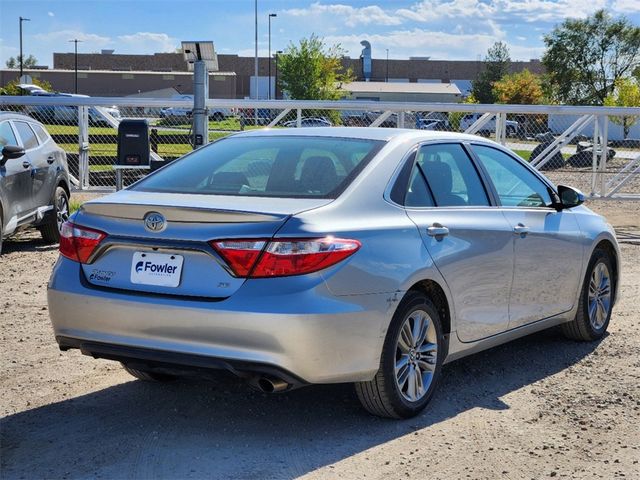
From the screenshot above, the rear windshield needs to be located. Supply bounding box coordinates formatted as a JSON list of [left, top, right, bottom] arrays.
[[132, 136, 384, 198]]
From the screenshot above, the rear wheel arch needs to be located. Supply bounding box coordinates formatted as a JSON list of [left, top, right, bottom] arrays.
[[57, 178, 71, 199], [406, 279, 452, 337]]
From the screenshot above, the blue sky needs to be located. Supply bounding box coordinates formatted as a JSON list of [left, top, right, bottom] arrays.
[[1, 0, 639, 68]]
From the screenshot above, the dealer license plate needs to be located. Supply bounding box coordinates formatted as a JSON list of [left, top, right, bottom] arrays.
[[130, 251, 184, 287]]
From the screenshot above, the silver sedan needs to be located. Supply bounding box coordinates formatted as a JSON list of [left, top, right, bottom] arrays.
[[47, 128, 620, 418]]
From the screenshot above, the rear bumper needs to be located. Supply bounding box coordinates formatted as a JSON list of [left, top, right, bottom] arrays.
[[48, 257, 394, 384]]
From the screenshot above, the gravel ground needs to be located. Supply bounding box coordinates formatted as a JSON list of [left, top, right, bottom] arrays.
[[1, 200, 639, 480]]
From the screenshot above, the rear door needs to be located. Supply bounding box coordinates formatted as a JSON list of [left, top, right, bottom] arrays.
[[403, 142, 515, 342], [470, 144, 584, 328], [0, 120, 32, 222]]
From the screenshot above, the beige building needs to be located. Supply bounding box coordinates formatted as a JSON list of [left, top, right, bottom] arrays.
[[341, 81, 462, 103]]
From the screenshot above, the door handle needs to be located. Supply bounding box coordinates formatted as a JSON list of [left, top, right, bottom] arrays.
[[22, 161, 31, 169], [427, 224, 449, 237], [513, 223, 530, 235], [47, 156, 55, 164]]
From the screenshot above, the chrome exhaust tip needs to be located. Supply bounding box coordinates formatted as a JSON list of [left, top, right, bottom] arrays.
[[256, 376, 289, 393]]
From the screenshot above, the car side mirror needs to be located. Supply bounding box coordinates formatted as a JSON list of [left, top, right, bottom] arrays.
[[0, 145, 25, 166], [557, 185, 585, 210]]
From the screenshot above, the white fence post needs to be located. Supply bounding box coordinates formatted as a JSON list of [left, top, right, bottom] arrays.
[[600, 115, 609, 197], [78, 106, 90, 190], [296, 108, 302, 128]]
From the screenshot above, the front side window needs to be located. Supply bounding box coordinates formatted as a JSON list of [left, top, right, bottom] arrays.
[[472, 145, 552, 208], [13, 121, 39, 150], [417, 143, 489, 207], [132, 136, 383, 198], [0, 121, 18, 147]]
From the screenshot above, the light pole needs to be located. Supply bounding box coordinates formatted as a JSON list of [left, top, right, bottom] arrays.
[[274, 50, 283, 100], [19, 16, 31, 81], [386, 48, 389, 82], [254, 0, 258, 123], [69, 39, 82, 94], [268, 13, 277, 100]]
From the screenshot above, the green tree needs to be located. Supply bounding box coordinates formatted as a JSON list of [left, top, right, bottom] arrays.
[[277, 35, 353, 101], [5, 54, 38, 69], [471, 41, 511, 104], [543, 10, 640, 105], [604, 77, 640, 139], [492, 69, 545, 105]]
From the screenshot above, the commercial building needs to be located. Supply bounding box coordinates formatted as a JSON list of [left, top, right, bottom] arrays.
[[1, 47, 543, 99]]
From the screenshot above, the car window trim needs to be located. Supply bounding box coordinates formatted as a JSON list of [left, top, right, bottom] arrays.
[[12, 120, 40, 151], [467, 142, 558, 210]]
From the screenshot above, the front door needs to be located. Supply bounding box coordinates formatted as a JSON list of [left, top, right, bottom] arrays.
[[471, 144, 584, 328], [403, 143, 515, 342], [0, 121, 32, 224], [13, 121, 51, 210]]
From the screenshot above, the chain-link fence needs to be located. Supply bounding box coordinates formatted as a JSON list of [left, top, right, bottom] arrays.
[[2, 96, 639, 198]]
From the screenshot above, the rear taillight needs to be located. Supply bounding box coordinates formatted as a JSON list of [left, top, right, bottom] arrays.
[[211, 237, 361, 278], [59, 221, 106, 264]]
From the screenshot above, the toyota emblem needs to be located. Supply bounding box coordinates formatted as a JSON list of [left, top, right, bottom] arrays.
[[144, 212, 166, 232]]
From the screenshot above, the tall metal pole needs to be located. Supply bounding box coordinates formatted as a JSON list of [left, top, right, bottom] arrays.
[[19, 17, 31, 81], [69, 39, 82, 94], [268, 13, 276, 100], [386, 49, 389, 82], [254, 0, 258, 124]]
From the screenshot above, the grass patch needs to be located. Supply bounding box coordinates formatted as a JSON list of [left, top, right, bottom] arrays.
[[514, 150, 571, 161], [69, 199, 83, 213]]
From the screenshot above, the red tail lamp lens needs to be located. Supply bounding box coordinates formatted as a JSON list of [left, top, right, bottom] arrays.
[[211, 237, 361, 278], [59, 222, 106, 264]]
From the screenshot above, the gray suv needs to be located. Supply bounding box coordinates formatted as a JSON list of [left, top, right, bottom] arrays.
[[0, 112, 71, 253]]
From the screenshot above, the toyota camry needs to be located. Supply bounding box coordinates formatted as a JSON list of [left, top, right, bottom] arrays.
[[47, 128, 620, 418]]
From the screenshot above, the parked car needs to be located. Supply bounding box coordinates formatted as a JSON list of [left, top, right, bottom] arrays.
[[283, 117, 332, 128], [459, 113, 519, 136], [29, 92, 121, 127], [416, 119, 450, 131], [48, 128, 619, 418], [0, 112, 71, 254], [160, 107, 235, 122]]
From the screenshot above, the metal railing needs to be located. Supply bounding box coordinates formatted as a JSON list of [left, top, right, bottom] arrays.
[[1, 95, 639, 199]]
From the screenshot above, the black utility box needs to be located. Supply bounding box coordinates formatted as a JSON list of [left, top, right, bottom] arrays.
[[117, 119, 149, 166]]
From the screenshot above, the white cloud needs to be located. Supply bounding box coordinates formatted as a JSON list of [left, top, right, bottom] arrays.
[[326, 28, 520, 61], [48, 11, 54, 17], [284, 2, 403, 27], [612, 0, 640, 13], [497, 0, 608, 22], [116, 32, 178, 54], [33, 30, 111, 45]]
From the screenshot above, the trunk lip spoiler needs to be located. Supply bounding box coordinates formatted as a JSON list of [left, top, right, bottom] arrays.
[[81, 202, 286, 223]]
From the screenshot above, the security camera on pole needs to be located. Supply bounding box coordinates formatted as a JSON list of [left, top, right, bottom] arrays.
[[181, 41, 218, 150]]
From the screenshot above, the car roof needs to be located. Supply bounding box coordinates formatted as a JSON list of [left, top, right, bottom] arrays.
[[232, 126, 487, 143], [0, 111, 44, 123]]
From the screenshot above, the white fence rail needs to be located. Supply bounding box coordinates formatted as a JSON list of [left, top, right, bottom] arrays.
[[1, 96, 639, 199]]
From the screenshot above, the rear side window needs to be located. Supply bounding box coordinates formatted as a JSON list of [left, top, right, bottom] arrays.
[[0, 121, 18, 146], [133, 136, 383, 198], [418, 144, 489, 207], [13, 121, 39, 150], [30, 123, 51, 144]]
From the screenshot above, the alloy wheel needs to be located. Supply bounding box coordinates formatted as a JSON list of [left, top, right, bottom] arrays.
[[588, 262, 611, 330], [56, 194, 69, 233], [395, 309, 438, 402]]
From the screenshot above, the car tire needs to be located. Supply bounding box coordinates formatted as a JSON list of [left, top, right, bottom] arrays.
[[562, 249, 615, 341], [355, 291, 445, 419], [40, 186, 69, 243], [506, 126, 516, 137], [121, 364, 176, 382], [211, 112, 224, 122]]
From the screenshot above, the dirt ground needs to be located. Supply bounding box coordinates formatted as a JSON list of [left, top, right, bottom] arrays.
[[1, 199, 639, 480]]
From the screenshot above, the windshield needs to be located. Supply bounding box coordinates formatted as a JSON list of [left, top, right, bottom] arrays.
[[132, 136, 384, 198]]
